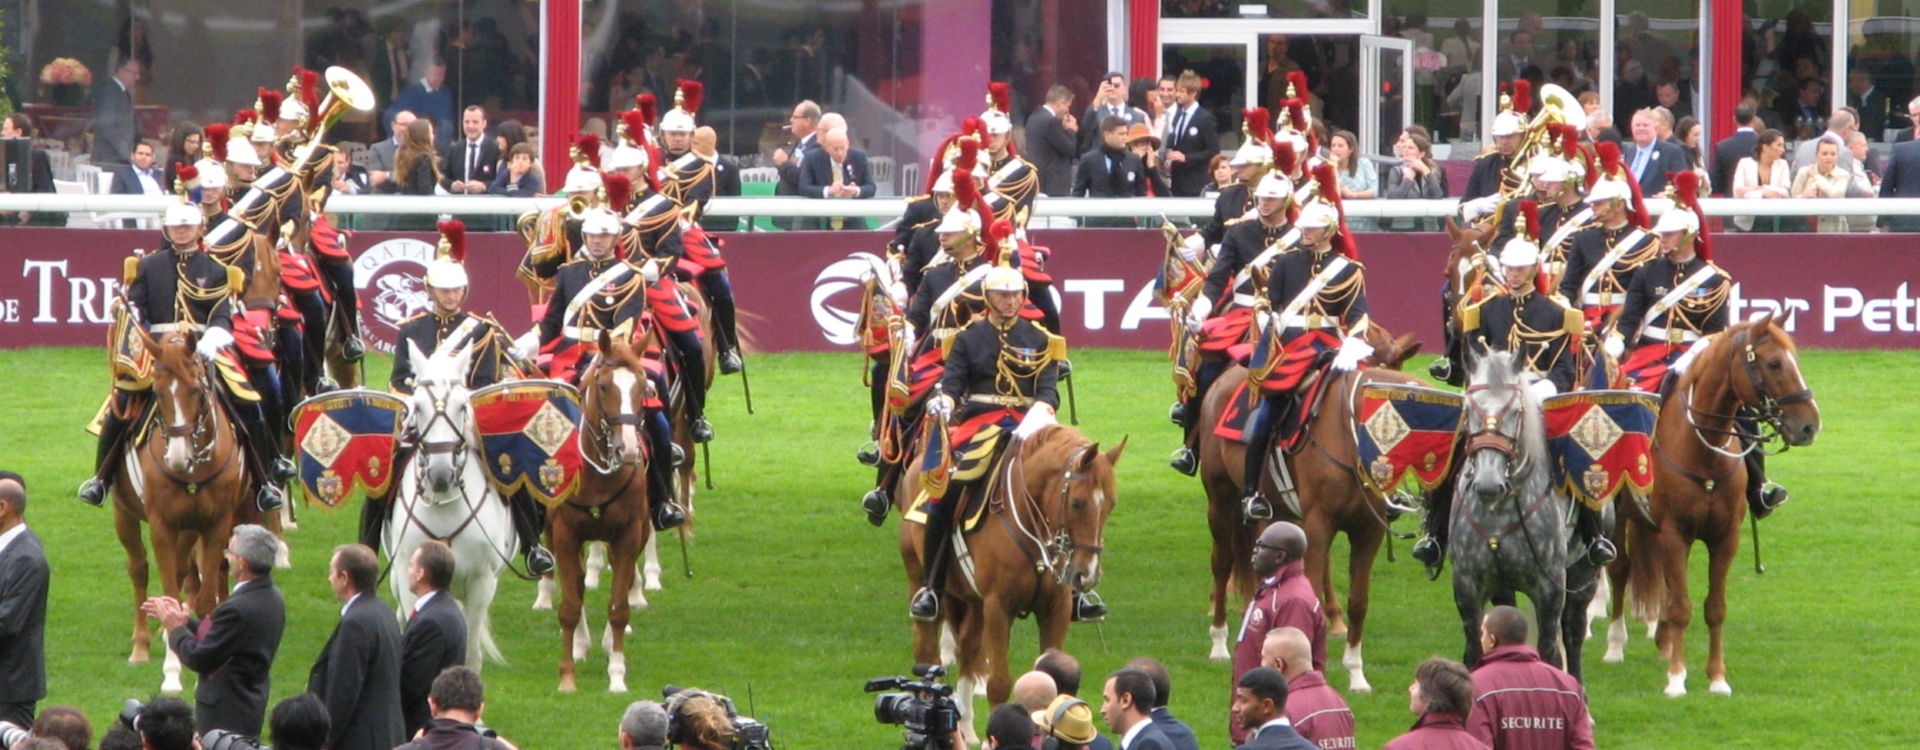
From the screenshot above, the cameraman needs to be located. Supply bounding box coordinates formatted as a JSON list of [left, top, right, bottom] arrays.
[[137, 699, 197, 750], [665, 693, 736, 750], [984, 704, 1034, 750], [394, 667, 516, 750], [617, 702, 667, 750]]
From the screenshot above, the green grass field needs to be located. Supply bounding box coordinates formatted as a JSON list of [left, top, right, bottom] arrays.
[[2, 346, 1914, 748]]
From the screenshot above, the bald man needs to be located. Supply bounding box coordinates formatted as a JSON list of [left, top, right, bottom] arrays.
[[798, 126, 875, 229], [1262, 628, 1353, 750], [692, 126, 743, 233], [1231, 522, 1324, 745], [0, 472, 47, 727], [1013, 670, 1058, 714]]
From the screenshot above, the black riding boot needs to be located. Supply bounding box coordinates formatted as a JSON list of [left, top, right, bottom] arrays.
[[236, 402, 290, 512], [78, 409, 136, 505], [1240, 396, 1297, 523], [359, 491, 390, 550], [644, 415, 686, 530], [508, 490, 555, 576], [1577, 503, 1617, 564], [1171, 358, 1228, 475], [1412, 478, 1454, 576], [699, 272, 743, 374], [1745, 451, 1787, 519], [910, 499, 958, 621], [319, 261, 364, 362], [665, 327, 714, 442], [1431, 282, 1464, 385]]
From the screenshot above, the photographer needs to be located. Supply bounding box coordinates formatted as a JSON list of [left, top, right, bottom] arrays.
[[617, 702, 667, 750], [268, 694, 329, 750], [136, 699, 197, 750], [0, 706, 88, 750], [665, 693, 737, 750], [394, 667, 515, 750]]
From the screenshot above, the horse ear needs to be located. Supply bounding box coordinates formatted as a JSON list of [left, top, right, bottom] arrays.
[[597, 328, 615, 356], [1395, 333, 1422, 361], [1077, 442, 1101, 472], [1444, 216, 1461, 240], [1102, 435, 1129, 468], [1768, 308, 1789, 331]]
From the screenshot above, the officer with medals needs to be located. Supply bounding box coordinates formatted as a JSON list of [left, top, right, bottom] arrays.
[[1199, 109, 1273, 248], [363, 222, 558, 575], [1171, 167, 1295, 476], [979, 83, 1038, 216], [655, 80, 744, 375], [79, 191, 293, 512], [914, 253, 1101, 623], [1531, 154, 1590, 276], [1237, 198, 1370, 523], [1559, 174, 1655, 338], [519, 208, 689, 531], [1415, 218, 1613, 567]]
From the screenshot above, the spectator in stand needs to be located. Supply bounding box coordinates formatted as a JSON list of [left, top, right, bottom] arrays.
[[1894, 96, 1920, 142], [1882, 113, 1920, 230], [1847, 131, 1883, 231], [1790, 135, 1851, 232], [143, 524, 283, 737], [441, 106, 498, 195], [1127, 124, 1171, 198], [1081, 73, 1146, 155], [0, 115, 54, 226], [1467, 606, 1594, 750], [798, 126, 875, 230], [0, 473, 46, 729], [619, 701, 669, 750], [1674, 116, 1710, 195], [1227, 667, 1317, 750], [1262, 628, 1354, 750], [493, 119, 529, 171], [1384, 133, 1444, 231], [369, 109, 416, 190], [393, 667, 517, 750], [330, 148, 370, 195], [164, 124, 202, 187], [1383, 659, 1488, 750], [1124, 657, 1198, 750], [92, 57, 142, 167], [1793, 109, 1857, 175], [490, 143, 543, 197], [267, 694, 330, 750], [1230, 522, 1324, 746], [1584, 112, 1621, 145], [1329, 130, 1377, 231], [1148, 75, 1179, 143], [1623, 109, 1683, 196], [694, 126, 743, 233], [309, 544, 405, 750], [986, 704, 1037, 750], [1712, 104, 1759, 196], [1202, 153, 1234, 197], [1732, 128, 1791, 232], [1162, 71, 1220, 197], [1779, 76, 1828, 140], [391, 59, 454, 142], [110, 142, 165, 195], [1027, 84, 1079, 197], [400, 540, 467, 737], [773, 100, 824, 230], [1074, 117, 1151, 225]]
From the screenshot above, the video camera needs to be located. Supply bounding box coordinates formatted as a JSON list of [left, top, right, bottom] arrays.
[[865, 664, 960, 750], [662, 685, 773, 750]]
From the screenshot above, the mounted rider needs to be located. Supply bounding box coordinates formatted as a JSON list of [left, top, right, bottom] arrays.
[[1609, 174, 1789, 519], [517, 135, 605, 305], [361, 220, 558, 575], [1236, 177, 1371, 524], [655, 79, 745, 376], [610, 163, 717, 446], [1559, 143, 1655, 352], [79, 184, 293, 513], [1199, 106, 1274, 248]]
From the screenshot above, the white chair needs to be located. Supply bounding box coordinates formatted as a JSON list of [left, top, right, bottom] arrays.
[[898, 162, 920, 197], [739, 167, 779, 183], [53, 179, 95, 228], [869, 155, 895, 196]]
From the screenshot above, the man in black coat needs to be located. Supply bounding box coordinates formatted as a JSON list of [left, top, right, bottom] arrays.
[[1880, 136, 1920, 231], [400, 541, 469, 737], [1126, 658, 1200, 750], [772, 100, 822, 230], [1101, 669, 1175, 750], [1712, 103, 1760, 197], [797, 126, 876, 229], [1229, 668, 1319, 750], [310, 544, 405, 750], [440, 106, 500, 195], [1026, 84, 1079, 197], [1073, 117, 1151, 198], [0, 473, 46, 728], [109, 143, 165, 195], [1162, 72, 1220, 197], [145, 524, 285, 738], [91, 58, 141, 167]]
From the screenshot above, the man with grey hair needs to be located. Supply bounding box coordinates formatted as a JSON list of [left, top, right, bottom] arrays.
[[619, 701, 669, 750], [142, 524, 285, 738], [799, 125, 876, 229], [1796, 109, 1859, 175], [1895, 95, 1920, 142]]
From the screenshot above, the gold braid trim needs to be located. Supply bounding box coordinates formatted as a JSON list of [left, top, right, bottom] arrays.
[[992, 323, 1055, 398]]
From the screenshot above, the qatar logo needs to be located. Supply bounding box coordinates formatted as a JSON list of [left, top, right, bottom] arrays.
[[811, 252, 888, 346], [352, 238, 435, 354]]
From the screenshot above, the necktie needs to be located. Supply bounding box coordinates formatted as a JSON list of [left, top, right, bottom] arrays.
[[1171, 108, 1188, 146], [830, 162, 845, 230], [467, 143, 478, 179]]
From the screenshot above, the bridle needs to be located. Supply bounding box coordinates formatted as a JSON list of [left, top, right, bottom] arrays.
[[1682, 326, 1816, 459], [579, 358, 649, 475], [147, 357, 233, 491], [412, 378, 472, 496], [1462, 381, 1532, 485], [1001, 440, 1107, 591]]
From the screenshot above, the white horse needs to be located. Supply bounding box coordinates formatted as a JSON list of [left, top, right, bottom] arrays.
[[385, 342, 514, 670]]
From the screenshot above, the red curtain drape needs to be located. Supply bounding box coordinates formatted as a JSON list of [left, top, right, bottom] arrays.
[[542, 0, 582, 189], [1129, 0, 1158, 81], [1709, 0, 1742, 145]]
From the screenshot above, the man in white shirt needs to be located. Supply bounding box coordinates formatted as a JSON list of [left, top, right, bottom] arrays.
[[1102, 669, 1175, 750], [441, 105, 498, 194], [110, 142, 164, 195]]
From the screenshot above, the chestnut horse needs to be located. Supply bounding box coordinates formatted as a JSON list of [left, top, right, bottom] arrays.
[[898, 425, 1125, 745], [551, 332, 656, 693], [1608, 315, 1819, 696], [111, 330, 253, 694], [1195, 324, 1421, 694]]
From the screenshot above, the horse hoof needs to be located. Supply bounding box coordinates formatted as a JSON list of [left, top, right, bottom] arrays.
[[129, 653, 149, 665], [1208, 625, 1230, 661], [1348, 675, 1372, 694], [1708, 679, 1732, 696], [644, 579, 663, 592], [1664, 672, 1687, 697], [160, 678, 183, 695], [1602, 647, 1625, 663], [558, 679, 578, 693], [610, 679, 629, 693]]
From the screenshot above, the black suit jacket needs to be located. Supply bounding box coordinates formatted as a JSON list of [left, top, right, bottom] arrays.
[[1880, 140, 1920, 229], [1078, 104, 1144, 156], [0, 529, 48, 706], [1072, 148, 1159, 198], [1121, 721, 1177, 750], [798, 146, 877, 230], [110, 164, 164, 195], [1896, 127, 1920, 143], [700, 154, 744, 232], [400, 591, 468, 737], [168, 574, 285, 737], [1149, 707, 1201, 750], [1233, 722, 1320, 750], [1711, 130, 1757, 197], [773, 133, 821, 230], [1164, 104, 1220, 197], [441, 137, 501, 192], [92, 80, 137, 166], [1026, 108, 1078, 197], [1622, 139, 1685, 196], [309, 594, 406, 750]]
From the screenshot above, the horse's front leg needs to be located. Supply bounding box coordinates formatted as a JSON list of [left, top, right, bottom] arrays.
[[1703, 525, 1739, 695], [1452, 568, 1486, 669], [553, 521, 585, 693], [1530, 569, 1567, 673], [605, 525, 646, 693], [115, 494, 152, 664], [1343, 515, 1385, 693]]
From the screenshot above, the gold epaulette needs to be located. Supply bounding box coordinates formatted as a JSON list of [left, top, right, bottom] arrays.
[[227, 266, 245, 295], [398, 311, 428, 326], [1561, 302, 1584, 338], [1046, 332, 1068, 362], [941, 330, 959, 357], [123, 255, 141, 285], [1460, 297, 1486, 333]]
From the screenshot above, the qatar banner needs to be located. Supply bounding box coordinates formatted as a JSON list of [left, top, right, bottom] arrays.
[[1, 227, 1916, 353]]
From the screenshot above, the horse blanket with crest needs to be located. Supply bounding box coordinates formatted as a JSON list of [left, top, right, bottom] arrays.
[[471, 380, 586, 508], [292, 389, 406, 507]]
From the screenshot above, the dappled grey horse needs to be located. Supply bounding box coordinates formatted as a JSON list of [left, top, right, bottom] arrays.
[[1449, 349, 1568, 669]]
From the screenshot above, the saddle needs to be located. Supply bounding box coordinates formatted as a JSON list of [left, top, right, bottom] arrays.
[[1213, 354, 1339, 448], [902, 434, 1015, 536]]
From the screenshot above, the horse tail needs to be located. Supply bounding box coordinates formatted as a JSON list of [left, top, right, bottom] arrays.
[[1625, 517, 1665, 624], [476, 606, 507, 665], [1231, 527, 1257, 602]]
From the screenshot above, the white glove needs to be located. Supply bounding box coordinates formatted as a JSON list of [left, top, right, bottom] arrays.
[[899, 323, 917, 355], [1527, 378, 1560, 401], [1186, 296, 1213, 330], [511, 329, 541, 360], [640, 259, 662, 284], [1603, 333, 1625, 359], [1177, 233, 1204, 263], [194, 326, 235, 360], [1013, 403, 1057, 439], [1330, 334, 1374, 372], [1460, 195, 1499, 220], [926, 394, 954, 418], [888, 280, 909, 307]]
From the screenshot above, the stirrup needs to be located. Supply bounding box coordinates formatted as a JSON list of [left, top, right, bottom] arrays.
[[1241, 493, 1274, 523], [1073, 591, 1108, 622], [856, 442, 882, 467], [653, 502, 687, 530], [525, 546, 556, 576], [77, 478, 107, 507], [862, 488, 891, 526], [1428, 356, 1453, 381], [1057, 359, 1073, 377], [691, 417, 715, 443], [270, 457, 298, 484], [1752, 482, 1788, 519], [342, 335, 365, 363], [909, 588, 939, 622], [1168, 401, 1186, 427], [1168, 446, 1197, 476], [719, 349, 743, 375], [1383, 491, 1422, 518], [314, 377, 340, 394], [256, 485, 286, 513], [1587, 537, 1618, 566], [672, 443, 688, 468]]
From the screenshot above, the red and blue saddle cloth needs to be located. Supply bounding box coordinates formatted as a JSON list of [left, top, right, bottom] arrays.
[[1351, 383, 1465, 495], [1618, 341, 1686, 393], [291, 389, 405, 507], [1211, 328, 1341, 445], [471, 381, 588, 508], [675, 223, 728, 278], [1541, 390, 1659, 510], [1199, 306, 1254, 356]]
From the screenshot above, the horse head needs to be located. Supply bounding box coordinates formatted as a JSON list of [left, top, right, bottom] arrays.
[[1461, 345, 1546, 501], [406, 339, 477, 500], [1735, 312, 1821, 448], [1441, 218, 1495, 333], [582, 329, 650, 469], [139, 327, 210, 475], [1362, 320, 1422, 371], [1026, 428, 1127, 595]]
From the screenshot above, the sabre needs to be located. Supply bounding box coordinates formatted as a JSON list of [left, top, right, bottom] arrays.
[[678, 525, 694, 578], [1064, 369, 1080, 425], [738, 355, 755, 414], [1749, 510, 1765, 575], [702, 441, 713, 490]]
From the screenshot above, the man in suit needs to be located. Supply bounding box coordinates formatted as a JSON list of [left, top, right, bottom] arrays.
[[1712, 103, 1760, 197], [329, 148, 371, 195], [1126, 658, 1199, 750], [109, 142, 164, 195], [1, 114, 55, 196], [694, 126, 744, 233], [144, 524, 285, 738], [309, 544, 405, 750], [1080, 72, 1146, 155], [1622, 108, 1685, 196], [1894, 96, 1920, 142], [0, 473, 46, 728], [773, 100, 823, 229], [1162, 71, 1220, 197], [1027, 84, 1079, 197], [798, 126, 875, 229], [1101, 669, 1174, 750], [1878, 131, 1920, 230], [400, 541, 468, 737], [390, 59, 453, 142], [1034, 649, 1116, 750], [1073, 116, 1151, 213], [91, 57, 141, 167], [1229, 668, 1319, 750], [440, 105, 499, 194], [369, 20, 412, 107], [368, 109, 415, 190], [1848, 68, 1893, 138]]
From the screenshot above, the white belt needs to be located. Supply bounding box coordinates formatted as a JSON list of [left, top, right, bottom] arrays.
[[1275, 313, 1339, 329], [1231, 293, 1261, 307], [1642, 325, 1701, 344], [969, 394, 1035, 408], [562, 325, 607, 340], [149, 322, 206, 333], [1581, 292, 1622, 307]]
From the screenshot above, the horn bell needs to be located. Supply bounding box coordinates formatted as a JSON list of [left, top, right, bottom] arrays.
[[1536, 83, 1585, 132], [324, 66, 376, 112]]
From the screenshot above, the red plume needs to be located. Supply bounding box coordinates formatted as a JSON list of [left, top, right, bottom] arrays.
[[1518, 199, 1541, 241], [1669, 170, 1711, 261], [1555, 124, 1582, 160], [962, 116, 986, 139], [619, 110, 650, 146], [955, 138, 981, 174], [1286, 71, 1310, 99], [925, 134, 960, 192], [572, 133, 602, 169], [176, 163, 198, 183], [1510, 79, 1533, 115], [297, 67, 321, 115], [643, 144, 664, 192], [986, 218, 1013, 253], [1595, 141, 1624, 178], [437, 220, 467, 262], [675, 79, 704, 116], [602, 173, 633, 214], [952, 166, 981, 213], [987, 82, 1011, 113], [1312, 162, 1341, 207], [257, 88, 283, 123], [636, 93, 659, 127], [1244, 107, 1273, 146], [232, 109, 255, 126], [205, 124, 231, 162], [1286, 100, 1308, 134], [1271, 139, 1298, 177]]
